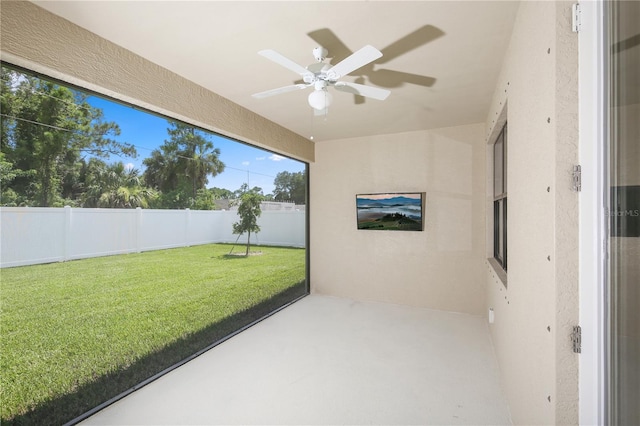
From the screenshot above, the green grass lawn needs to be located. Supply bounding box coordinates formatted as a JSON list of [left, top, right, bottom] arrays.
[[0, 244, 306, 425]]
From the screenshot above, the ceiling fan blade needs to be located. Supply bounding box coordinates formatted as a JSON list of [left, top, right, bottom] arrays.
[[334, 82, 390, 101], [326, 45, 382, 80], [252, 84, 308, 99], [353, 76, 366, 105], [258, 50, 312, 77]]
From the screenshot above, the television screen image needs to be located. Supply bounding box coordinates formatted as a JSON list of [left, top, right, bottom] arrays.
[[356, 193, 424, 231]]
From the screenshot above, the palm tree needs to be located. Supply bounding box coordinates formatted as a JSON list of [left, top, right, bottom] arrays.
[[83, 161, 156, 208], [142, 122, 225, 208], [142, 149, 178, 193], [98, 185, 156, 208], [175, 125, 224, 199]]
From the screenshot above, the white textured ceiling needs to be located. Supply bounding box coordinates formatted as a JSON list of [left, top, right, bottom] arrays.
[[34, 1, 519, 142]]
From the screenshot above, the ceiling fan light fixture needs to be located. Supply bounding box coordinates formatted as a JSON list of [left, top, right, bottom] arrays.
[[308, 89, 333, 110]]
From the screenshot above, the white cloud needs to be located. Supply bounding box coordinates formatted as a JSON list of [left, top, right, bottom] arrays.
[[269, 154, 286, 162], [124, 162, 135, 171], [256, 156, 266, 161], [8, 74, 27, 92], [241, 161, 250, 166]]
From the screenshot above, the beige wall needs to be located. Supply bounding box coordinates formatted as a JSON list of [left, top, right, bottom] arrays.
[[310, 124, 487, 315], [0, 1, 313, 163], [484, 2, 579, 424]]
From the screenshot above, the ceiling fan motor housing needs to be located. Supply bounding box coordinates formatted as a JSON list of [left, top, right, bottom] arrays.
[[312, 46, 328, 62]]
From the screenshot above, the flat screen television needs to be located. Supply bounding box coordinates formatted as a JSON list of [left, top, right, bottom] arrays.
[[356, 192, 424, 231]]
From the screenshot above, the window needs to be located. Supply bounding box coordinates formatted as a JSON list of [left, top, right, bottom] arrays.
[[493, 123, 507, 271]]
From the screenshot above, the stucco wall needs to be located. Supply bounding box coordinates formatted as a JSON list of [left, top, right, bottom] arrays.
[[0, 0, 313, 163], [310, 124, 487, 315], [484, 2, 579, 424]]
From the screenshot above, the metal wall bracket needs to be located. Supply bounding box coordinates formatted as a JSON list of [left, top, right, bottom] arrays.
[[571, 325, 582, 353], [572, 165, 582, 192], [572, 3, 581, 33]]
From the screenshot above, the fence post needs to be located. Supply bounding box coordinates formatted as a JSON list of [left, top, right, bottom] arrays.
[[136, 207, 142, 253], [63, 205, 71, 262], [185, 208, 190, 247]]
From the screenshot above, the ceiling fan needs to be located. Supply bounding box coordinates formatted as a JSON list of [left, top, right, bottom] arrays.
[[252, 45, 390, 114]]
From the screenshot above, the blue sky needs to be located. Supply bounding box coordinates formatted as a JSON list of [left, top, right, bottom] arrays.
[[88, 96, 306, 195]]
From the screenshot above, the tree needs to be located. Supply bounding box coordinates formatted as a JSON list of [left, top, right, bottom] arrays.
[[0, 67, 17, 152], [0, 152, 33, 206], [0, 66, 136, 206], [143, 121, 225, 209], [82, 161, 156, 208], [231, 191, 263, 256], [210, 187, 234, 200], [191, 188, 217, 210], [233, 183, 263, 199], [140, 149, 176, 194], [272, 170, 306, 204]]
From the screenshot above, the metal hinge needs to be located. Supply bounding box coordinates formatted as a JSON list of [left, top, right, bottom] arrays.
[[572, 3, 581, 33], [571, 326, 582, 353], [572, 165, 582, 192]]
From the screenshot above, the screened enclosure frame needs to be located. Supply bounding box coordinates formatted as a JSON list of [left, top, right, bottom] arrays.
[[0, 61, 310, 425]]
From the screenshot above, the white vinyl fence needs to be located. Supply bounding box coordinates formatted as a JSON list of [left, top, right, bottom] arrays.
[[0, 207, 305, 268]]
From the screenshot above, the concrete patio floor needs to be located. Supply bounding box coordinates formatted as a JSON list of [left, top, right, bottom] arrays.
[[82, 294, 511, 425]]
